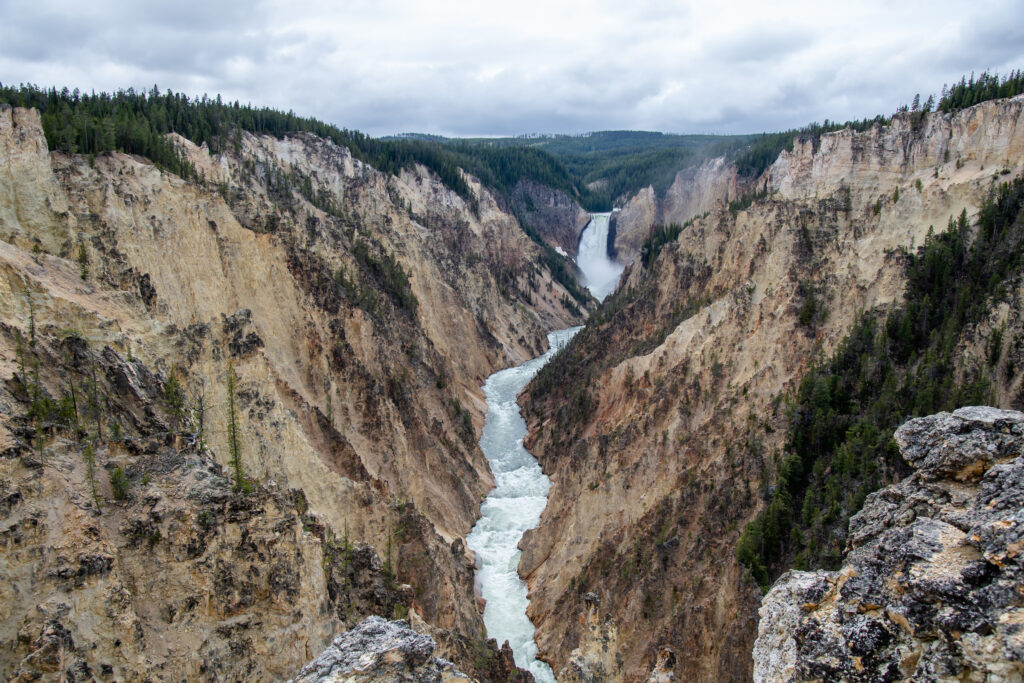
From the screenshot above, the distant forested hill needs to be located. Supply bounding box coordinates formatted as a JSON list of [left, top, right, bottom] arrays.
[[395, 123, 889, 209], [394, 130, 754, 209]]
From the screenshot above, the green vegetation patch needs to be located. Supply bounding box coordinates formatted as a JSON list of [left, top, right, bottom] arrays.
[[738, 177, 1024, 590], [938, 69, 1024, 114]]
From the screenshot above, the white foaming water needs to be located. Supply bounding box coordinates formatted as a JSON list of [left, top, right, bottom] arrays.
[[576, 212, 624, 301], [466, 326, 582, 683]]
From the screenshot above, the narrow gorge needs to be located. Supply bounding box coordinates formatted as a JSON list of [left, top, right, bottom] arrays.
[[0, 79, 1022, 683], [466, 326, 578, 683], [0, 101, 586, 681], [465, 212, 622, 680]]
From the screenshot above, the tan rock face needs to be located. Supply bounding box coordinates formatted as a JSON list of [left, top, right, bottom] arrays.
[[768, 96, 1024, 202], [511, 178, 592, 257], [0, 333, 412, 681], [610, 186, 656, 264], [611, 157, 747, 265], [0, 106, 583, 679], [520, 97, 1024, 681], [611, 95, 1024, 271], [0, 106, 75, 254]]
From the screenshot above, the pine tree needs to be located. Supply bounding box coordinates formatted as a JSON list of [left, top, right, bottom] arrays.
[[163, 370, 185, 430], [193, 384, 206, 449], [226, 361, 247, 492], [89, 359, 103, 441], [77, 240, 89, 280], [25, 291, 35, 348], [84, 444, 101, 508]]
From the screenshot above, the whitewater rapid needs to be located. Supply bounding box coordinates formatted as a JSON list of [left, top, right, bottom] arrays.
[[576, 212, 624, 301], [466, 326, 581, 683]]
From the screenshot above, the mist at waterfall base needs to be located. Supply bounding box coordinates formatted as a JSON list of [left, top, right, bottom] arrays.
[[576, 212, 624, 301], [466, 327, 581, 683]]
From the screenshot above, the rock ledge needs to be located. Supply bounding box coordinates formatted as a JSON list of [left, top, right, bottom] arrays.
[[754, 407, 1024, 682], [290, 617, 472, 682]]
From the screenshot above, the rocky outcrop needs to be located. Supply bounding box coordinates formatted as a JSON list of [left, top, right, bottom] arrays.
[[755, 407, 1024, 682], [511, 179, 591, 257], [289, 616, 535, 683], [557, 593, 622, 683], [520, 97, 1024, 681], [290, 617, 471, 683]]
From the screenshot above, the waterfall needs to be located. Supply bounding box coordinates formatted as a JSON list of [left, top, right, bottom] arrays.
[[576, 212, 624, 301], [466, 326, 581, 683]]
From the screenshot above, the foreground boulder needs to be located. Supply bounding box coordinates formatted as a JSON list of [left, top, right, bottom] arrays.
[[754, 407, 1024, 682], [290, 617, 473, 682]]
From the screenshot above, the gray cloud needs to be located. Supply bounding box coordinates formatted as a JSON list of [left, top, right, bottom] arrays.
[[1, 0, 1023, 136]]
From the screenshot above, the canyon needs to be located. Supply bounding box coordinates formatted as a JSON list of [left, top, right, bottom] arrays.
[[0, 88, 1022, 683]]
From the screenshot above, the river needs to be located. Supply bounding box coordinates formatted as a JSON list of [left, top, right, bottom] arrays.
[[465, 326, 580, 682], [465, 215, 621, 681]]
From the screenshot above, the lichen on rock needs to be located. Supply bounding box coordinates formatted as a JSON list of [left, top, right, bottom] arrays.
[[754, 407, 1024, 683], [289, 617, 473, 683]]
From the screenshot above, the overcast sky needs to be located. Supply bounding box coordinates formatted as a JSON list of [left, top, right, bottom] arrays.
[[1, 0, 1023, 137]]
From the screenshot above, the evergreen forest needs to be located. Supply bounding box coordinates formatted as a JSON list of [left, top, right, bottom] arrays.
[[737, 176, 1024, 589]]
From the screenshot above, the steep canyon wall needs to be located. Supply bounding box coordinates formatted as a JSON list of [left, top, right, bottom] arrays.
[[520, 96, 1024, 681], [0, 104, 584, 680]]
